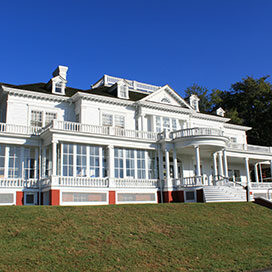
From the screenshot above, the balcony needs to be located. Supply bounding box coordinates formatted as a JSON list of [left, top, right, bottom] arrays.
[[227, 142, 272, 154], [161, 127, 229, 150], [0, 121, 158, 141], [48, 120, 158, 141], [0, 123, 40, 136]]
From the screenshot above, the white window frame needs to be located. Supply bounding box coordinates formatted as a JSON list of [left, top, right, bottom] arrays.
[[29, 108, 58, 127], [117, 83, 129, 99], [101, 112, 125, 129], [154, 116, 179, 133], [52, 80, 66, 95]]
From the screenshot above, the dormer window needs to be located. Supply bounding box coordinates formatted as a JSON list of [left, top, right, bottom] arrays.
[[48, 65, 68, 95], [117, 83, 129, 99], [55, 82, 63, 93], [189, 94, 200, 112]]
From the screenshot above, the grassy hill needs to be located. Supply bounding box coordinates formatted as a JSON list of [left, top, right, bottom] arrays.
[[0, 203, 272, 272]]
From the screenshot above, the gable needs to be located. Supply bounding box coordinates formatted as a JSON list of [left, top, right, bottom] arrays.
[[139, 85, 192, 109]]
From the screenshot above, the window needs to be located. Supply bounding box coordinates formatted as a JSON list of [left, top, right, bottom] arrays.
[[155, 116, 178, 132], [230, 137, 237, 143], [147, 151, 156, 179], [24, 148, 36, 179], [126, 149, 135, 178], [137, 150, 145, 179], [102, 113, 113, 126], [63, 144, 73, 176], [55, 82, 63, 93], [161, 97, 170, 103], [45, 112, 57, 126], [89, 146, 99, 177], [25, 193, 35, 204], [8, 146, 19, 178], [118, 84, 128, 99], [172, 119, 177, 131], [31, 110, 42, 127], [102, 113, 125, 128], [156, 116, 161, 133], [163, 117, 170, 131], [115, 115, 125, 128], [114, 148, 124, 178], [30, 110, 57, 127], [0, 145, 5, 177], [76, 145, 87, 177]]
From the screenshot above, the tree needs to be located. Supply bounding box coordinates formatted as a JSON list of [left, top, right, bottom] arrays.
[[184, 76, 272, 146]]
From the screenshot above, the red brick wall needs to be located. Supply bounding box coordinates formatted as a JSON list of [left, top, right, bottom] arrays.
[[50, 190, 60, 206], [109, 191, 116, 204], [16, 191, 24, 206]]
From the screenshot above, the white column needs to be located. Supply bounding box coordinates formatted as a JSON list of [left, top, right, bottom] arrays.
[[165, 147, 170, 181], [194, 145, 201, 176], [245, 157, 251, 201], [223, 149, 228, 178], [259, 163, 263, 183], [218, 151, 224, 177], [245, 157, 251, 187], [52, 141, 57, 176], [158, 147, 164, 182], [270, 160, 272, 179], [213, 153, 218, 179], [42, 147, 46, 178], [254, 163, 259, 184], [107, 145, 115, 187], [173, 147, 178, 180]]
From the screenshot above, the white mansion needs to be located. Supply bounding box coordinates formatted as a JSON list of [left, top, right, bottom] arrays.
[[0, 66, 271, 206]]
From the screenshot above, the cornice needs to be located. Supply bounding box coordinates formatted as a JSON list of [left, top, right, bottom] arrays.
[[1, 86, 69, 102], [71, 92, 134, 106], [224, 123, 251, 131]]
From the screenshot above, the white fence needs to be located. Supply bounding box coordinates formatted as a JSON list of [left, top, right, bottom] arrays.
[[115, 178, 158, 188]]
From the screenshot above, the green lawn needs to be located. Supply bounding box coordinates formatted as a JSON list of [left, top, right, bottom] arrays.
[[0, 203, 271, 272]]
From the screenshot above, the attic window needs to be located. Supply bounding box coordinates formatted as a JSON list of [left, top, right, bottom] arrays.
[[118, 84, 129, 99], [161, 97, 170, 103]]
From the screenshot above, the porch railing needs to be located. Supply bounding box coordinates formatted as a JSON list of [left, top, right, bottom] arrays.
[[227, 142, 272, 154], [170, 127, 224, 140], [50, 120, 157, 141], [58, 177, 109, 187], [115, 178, 158, 188], [0, 123, 40, 135], [0, 178, 39, 188]]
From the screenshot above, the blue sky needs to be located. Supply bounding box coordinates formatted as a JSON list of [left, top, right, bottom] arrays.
[[0, 0, 271, 96]]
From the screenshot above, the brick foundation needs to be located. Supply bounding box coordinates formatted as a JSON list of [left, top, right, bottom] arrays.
[[16, 191, 24, 206], [50, 190, 60, 206], [109, 191, 116, 204]]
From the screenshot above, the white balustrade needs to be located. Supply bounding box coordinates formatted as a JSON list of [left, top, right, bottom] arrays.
[[115, 178, 158, 188], [227, 142, 272, 154], [58, 177, 109, 187], [0, 123, 40, 135], [51, 120, 157, 141], [170, 127, 224, 140], [0, 178, 39, 188]]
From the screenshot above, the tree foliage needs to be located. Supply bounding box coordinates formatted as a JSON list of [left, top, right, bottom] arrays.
[[185, 76, 272, 146]]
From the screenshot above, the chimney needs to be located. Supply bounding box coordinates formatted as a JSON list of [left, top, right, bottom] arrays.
[[53, 65, 68, 80], [216, 107, 225, 117]]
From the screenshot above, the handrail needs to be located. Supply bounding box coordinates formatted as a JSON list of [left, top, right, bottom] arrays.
[[51, 120, 157, 141], [170, 127, 224, 140]]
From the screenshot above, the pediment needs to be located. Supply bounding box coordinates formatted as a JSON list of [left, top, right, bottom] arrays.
[[139, 85, 192, 109]]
